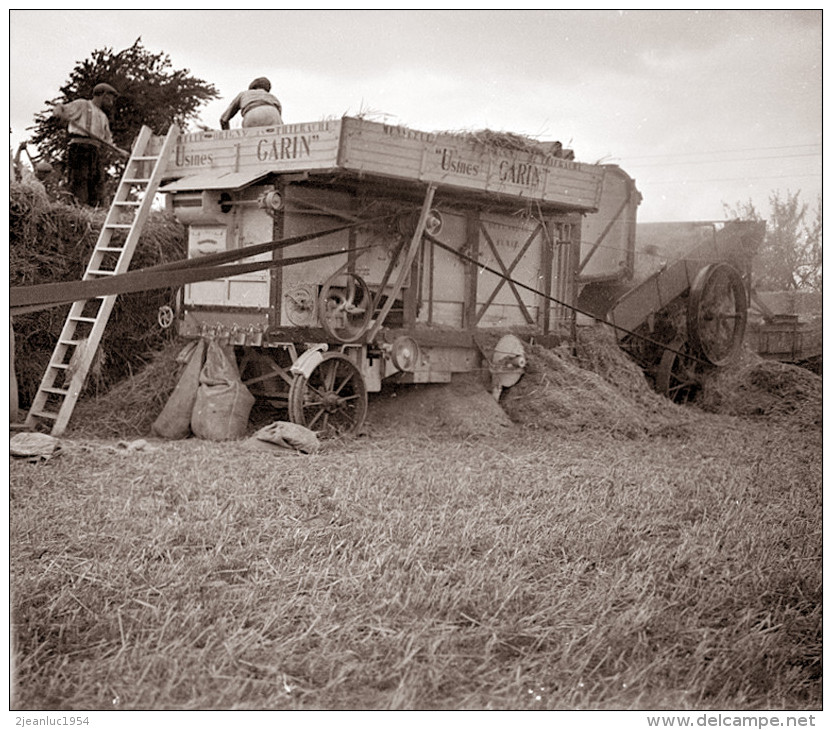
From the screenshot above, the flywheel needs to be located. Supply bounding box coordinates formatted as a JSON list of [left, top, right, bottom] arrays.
[[318, 272, 373, 343], [686, 263, 748, 366]]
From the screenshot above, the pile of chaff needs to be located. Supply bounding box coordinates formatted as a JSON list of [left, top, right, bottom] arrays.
[[697, 348, 822, 430], [500, 326, 696, 438]]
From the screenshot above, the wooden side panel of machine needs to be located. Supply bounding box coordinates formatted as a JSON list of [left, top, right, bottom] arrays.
[[339, 117, 604, 210]]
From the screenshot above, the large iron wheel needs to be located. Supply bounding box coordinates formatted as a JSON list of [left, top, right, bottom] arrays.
[[687, 263, 748, 366], [319, 272, 373, 343], [655, 341, 702, 405], [288, 353, 368, 436]]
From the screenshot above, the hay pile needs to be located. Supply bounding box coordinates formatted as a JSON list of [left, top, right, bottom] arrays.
[[368, 372, 514, 439], [10, 181, 186, 409], [698, 348, 822, 430], [501, 326, 693, 438], [67, 339, 186, 438], [459, 129, 573, 161]]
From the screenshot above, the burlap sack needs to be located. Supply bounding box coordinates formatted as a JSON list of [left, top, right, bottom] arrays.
[[245, 421, 320, 454], [151, 339, 206, 440], [191, 339, 255, 441]]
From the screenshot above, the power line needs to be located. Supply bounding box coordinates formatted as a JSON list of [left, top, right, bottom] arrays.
[[639, 172, 822, 185], [632, 152, 821, 168], [620, 143, 821, 161]]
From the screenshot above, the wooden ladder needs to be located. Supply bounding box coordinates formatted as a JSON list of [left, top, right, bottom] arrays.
[[25, 124, 179, 436]]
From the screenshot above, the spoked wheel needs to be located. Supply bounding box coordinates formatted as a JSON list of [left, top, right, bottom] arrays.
[[687, 263, 748, 366], [655, 341, 703, 405], [319, 272, 373, 343], [288, 353, 368, 436]]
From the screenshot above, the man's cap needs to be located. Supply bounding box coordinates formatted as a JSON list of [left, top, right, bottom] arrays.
[[93, 83, 119, 97]]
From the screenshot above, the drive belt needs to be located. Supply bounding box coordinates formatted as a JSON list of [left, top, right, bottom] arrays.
[[10, 219, 378, 315]]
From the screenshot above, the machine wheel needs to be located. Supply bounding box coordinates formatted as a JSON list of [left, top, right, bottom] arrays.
[[157, 305, 175, 329], [655, 341, 702, 405], [288, 353, 368, 436], [319, 272, 373, 343], [687, 263, 748, 366]]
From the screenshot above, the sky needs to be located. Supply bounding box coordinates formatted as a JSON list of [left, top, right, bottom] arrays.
[[8, 9, 822, 223]]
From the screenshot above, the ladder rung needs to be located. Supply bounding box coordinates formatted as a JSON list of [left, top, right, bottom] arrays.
[[131, 155, 159, 161], [122, 178, 150, 184], [69, 316, 98, 323], [59, 339, 85, 346], [98, 246, 126, 252], [113, 201, 141, 206], [29, 410, 58, 420], [50, 363, 69, 370], [42, 387, 69, 396], [86, 269, 116, 276], [105, 224, 133, 229]]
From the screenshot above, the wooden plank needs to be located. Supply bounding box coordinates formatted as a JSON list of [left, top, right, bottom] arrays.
[[340, 118, 604, 210], [159, 120, 343, 180]]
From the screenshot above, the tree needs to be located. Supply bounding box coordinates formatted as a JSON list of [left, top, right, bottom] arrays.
[[723, 190, 822, 293], [28, 38, 219, 168]]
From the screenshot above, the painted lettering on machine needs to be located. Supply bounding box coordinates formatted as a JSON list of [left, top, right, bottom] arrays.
[[175, 135, 318, 168], [175, 148, 213, 168], [439, 148, 480, 178], [256, 134, 315, 161], [377, 122, 585, 193], [432, 144, 583, 194], [498, 160, 541, 188], [169, 121, 340, 174], [433, 146, 547, 191]]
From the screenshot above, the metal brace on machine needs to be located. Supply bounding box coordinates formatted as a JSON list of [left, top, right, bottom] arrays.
[[289, 344, 330, 379], [475, 333, 528, 401], [365, 184, 437, 342]]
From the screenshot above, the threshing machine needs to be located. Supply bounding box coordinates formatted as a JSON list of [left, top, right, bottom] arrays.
[[24, 117, 764, 436], [150, 117, 650, 434]]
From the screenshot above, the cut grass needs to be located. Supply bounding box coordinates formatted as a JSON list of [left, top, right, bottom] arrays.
[[10, 412, 821, 710]]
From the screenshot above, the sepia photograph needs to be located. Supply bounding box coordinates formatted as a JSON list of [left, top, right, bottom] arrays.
[[8, 9, 822, 725]]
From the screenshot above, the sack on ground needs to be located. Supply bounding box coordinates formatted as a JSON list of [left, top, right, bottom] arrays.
[[151, 339, 206, 439], [191, 339, 255, 441], [10, 432, 61, 462], [245, 421, 320, 454]]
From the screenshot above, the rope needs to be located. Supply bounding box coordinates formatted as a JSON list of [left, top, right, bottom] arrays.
[[424, 231, 712, 367], [12, 202, 716, 369]]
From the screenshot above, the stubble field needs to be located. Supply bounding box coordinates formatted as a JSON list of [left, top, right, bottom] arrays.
[[9, 335, 822, 711]]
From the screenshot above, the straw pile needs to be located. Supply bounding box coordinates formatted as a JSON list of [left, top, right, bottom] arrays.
[[368, 372, 513, 440], [10, 181, 186, 409], [698, 348, 822, 430], [501, 325, 693, 438], [460, 129, 573, 160], [46, 322, 823, 441], [68, 339, 186, 438]]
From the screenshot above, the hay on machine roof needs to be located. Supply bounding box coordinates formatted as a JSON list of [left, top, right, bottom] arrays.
[[446, 126, 574, 161]]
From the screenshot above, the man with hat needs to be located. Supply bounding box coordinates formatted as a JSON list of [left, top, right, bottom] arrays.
[[52, 82, 119, 206], [220, 77, 283, 130]]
